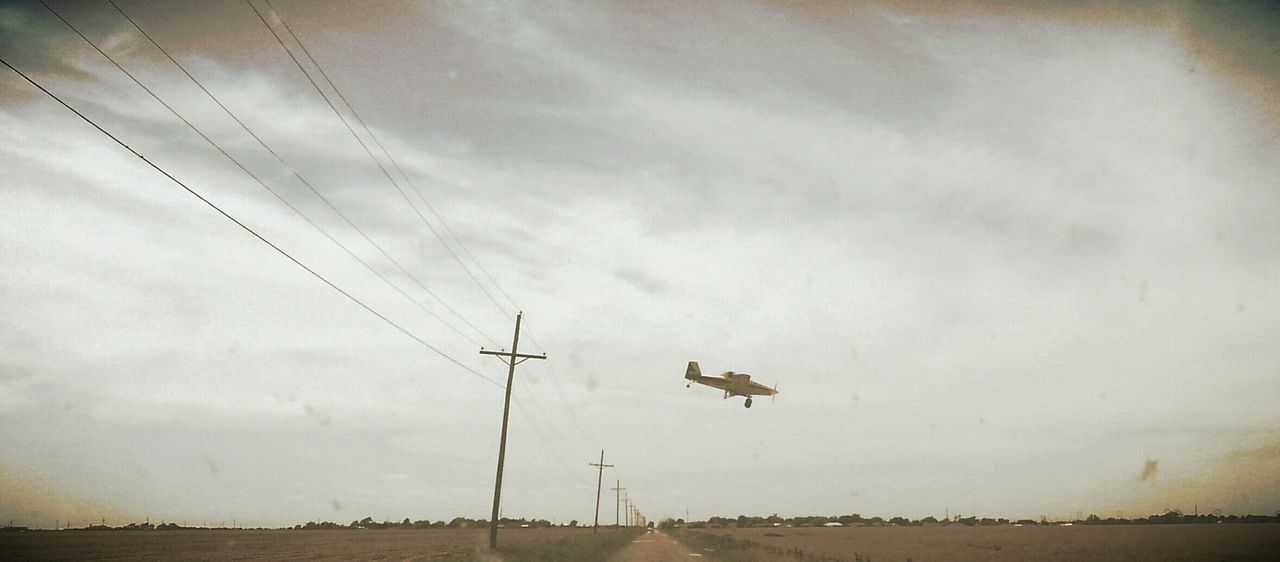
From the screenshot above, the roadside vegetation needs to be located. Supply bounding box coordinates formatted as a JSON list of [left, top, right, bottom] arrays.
[[492, 528, 643, 562], [671, 528, 856, 562]]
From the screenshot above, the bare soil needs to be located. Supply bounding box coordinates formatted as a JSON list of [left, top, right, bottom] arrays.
[[608, 529, 697, 562], [0, 527, 603, 561], [679, 524, 1280, 561]]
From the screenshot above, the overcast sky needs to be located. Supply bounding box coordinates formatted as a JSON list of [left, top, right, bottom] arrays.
[[2, 0, 1279, 528]]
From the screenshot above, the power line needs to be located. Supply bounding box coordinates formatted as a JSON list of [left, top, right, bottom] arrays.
[[511, 396, 589, 488], [104, 0, 497, 349], [508, 381, 595, 485], [520, 324, 596, 443], [246, 0, 509, 327], [258, 2, 594, 421], [1, 37, 498, 390], [265, 0, 520, 316], [256, 0, 516, 323], [251, 0, 598, 457]]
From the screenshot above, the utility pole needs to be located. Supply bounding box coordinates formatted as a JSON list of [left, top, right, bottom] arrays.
[[588, 450, 613, 534], [610, 481, 625, 528], [481, 312, 546, 550], [624, 494, 631, 527]]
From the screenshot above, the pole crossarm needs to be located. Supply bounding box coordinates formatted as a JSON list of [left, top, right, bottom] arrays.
[[479, 349, 547, 360]]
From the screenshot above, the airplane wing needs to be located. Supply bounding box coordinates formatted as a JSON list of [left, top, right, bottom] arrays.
[[744, 380, 778, 396]]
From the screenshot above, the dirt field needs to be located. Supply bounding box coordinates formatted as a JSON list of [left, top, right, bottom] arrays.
[[0, 527, 618, 561], [678, 524, 1280, 561]]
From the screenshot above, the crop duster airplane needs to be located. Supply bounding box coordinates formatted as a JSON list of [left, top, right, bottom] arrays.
[[684, 361, 778, 408]]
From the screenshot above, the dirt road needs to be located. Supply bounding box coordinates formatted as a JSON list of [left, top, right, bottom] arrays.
[[609, 530, 702, 561]]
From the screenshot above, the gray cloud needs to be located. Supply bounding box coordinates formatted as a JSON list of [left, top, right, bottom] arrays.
[[612, 266, 668, 295], [1, 0, 1278, 527]]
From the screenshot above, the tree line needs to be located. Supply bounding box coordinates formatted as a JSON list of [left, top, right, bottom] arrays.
[[661, 510, 1280, 529]]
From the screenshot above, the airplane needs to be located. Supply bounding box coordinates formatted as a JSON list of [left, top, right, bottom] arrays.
[[684, 361, 777, 408]]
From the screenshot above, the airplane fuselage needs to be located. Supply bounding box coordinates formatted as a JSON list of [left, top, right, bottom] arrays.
[[721, 372, 755, 396]]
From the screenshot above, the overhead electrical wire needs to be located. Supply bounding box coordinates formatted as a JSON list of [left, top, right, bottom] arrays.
[[10, 7, 500, 389], [249, 1, 604, 480], [257, 0, 598, 447], [254, 0, 601, 451], [249, 0, 600, 488], [104, 0, 496, 349], [512, 392, 590, 487], [519, 325, 596, 443], [245, 1, 512, 352], [240, 2, 601, 475], [252, 0, 516, 324], [262, 0, 523, 318]]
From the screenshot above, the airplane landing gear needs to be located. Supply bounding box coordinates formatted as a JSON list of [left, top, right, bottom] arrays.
[[744, 397, 753, 408]]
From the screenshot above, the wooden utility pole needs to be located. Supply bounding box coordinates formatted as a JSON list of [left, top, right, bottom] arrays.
[[610, 481, 625, 528], [624, 494, 631, 527], [481, 312, 546, 550], [588, 450, 613, 533]]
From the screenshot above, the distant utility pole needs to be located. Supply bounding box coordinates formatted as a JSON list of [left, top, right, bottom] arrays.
[[481, 312, 546, 550], [588, 450, 613, 533], [624, 494, 631, 527], [611, 481, 625, 528]]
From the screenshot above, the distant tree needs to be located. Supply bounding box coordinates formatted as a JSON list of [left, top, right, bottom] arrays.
[[568, 520, 578, 527], [835, 514, 864, 526]]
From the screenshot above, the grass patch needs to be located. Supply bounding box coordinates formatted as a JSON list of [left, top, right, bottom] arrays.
[[670, 529, 783, 561], [494, 528, 643, 561], [670, 529, 865, 562]]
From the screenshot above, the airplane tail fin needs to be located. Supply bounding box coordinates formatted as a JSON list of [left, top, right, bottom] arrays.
[[685, 361, 701, 380]]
